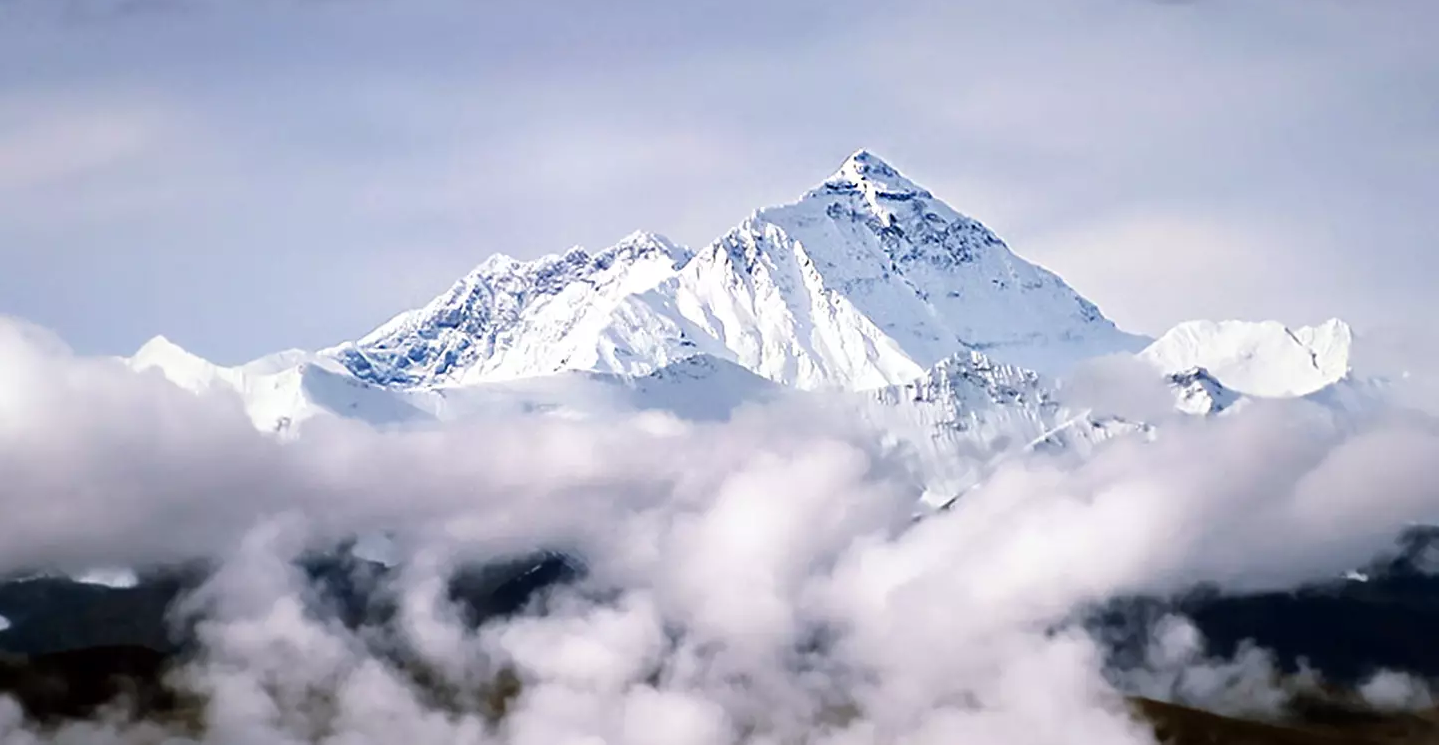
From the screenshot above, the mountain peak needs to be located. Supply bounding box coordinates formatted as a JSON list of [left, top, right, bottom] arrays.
[[1140, 318, 1353, 397], [132, 334, 205, 369], [335, 229, 696, 387], [475, 252, 522, 275], [810, 148, 931, 202], [469, 232, 688, 282], [128, 333, 240, 394], [134, 333, 181, 357], [841, 148, 897, 175], [1167, 366, 1243, 415], [331, 149, 1143, 389], [610, 230, 692, 267]]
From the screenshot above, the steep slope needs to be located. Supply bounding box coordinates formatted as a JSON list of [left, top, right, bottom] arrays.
[[129, 335, 239, 393], [328, 231, 694, 387], [326, 151, 1145, 392], [867, 350, 1063, 455], [1140, 319, 1352, 397], [642, 150, 1147, 388], [861, 351, 1063, 502], [860, 350, 1155, 504], [1166, 367, 1244, 416]]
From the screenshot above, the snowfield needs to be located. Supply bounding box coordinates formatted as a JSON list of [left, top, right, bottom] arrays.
[[1139, 318, 1352, 397]]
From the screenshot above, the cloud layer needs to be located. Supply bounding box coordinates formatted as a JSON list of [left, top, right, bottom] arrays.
[[4, 316, 1439, 741]]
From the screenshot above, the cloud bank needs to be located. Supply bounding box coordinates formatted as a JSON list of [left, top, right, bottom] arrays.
[[3, 315, 1439, 742]]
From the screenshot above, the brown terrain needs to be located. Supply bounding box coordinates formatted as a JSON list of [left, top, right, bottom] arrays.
[[2, 645, 1439, 743]]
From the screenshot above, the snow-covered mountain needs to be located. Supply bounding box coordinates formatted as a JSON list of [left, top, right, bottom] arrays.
[[326, 231, 696, 388], [121, 150, 1390, 499], [1138, 318, 1352, 397], [326, 150, 1145, 392], [130, 335, 432, 433], [130, 334, 781, 433], [1165, 367, 1244, 416], [859, 350, 1156, 503]]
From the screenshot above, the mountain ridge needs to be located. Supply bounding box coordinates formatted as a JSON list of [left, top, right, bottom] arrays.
[[115, 151, 1381, 495], [325, 150, 1147, 391], [1140, 318, 1353, 397]]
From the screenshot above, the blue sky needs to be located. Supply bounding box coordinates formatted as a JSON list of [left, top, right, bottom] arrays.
[[2, 0, 1436, 363]]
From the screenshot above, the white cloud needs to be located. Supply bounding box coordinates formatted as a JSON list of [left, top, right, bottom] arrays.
[[1359, 670, 1434, 712], [4, 317, 1439, 741]]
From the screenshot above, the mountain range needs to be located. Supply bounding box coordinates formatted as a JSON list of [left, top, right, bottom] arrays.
[[126, 150, 1363, 498], [10, 149, 1427, 738]]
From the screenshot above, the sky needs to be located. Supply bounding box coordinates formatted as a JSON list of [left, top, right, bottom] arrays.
[[1, 0, 1436, 364]]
